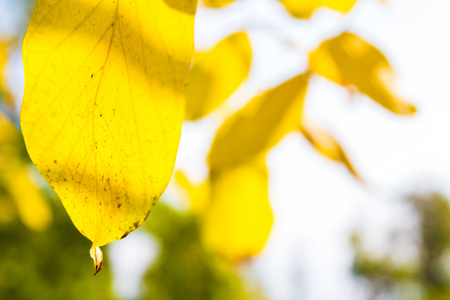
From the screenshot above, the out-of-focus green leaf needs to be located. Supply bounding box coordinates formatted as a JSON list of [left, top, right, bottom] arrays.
[[0, 190, 16, 224], [143, 202, 259, 300], [203, 0, 235, 8], [186, 32, 251, 120], [309, 32, 416, 115], [208, 73, 309, 172], [352, 193, 450, 300], [299, 117, 361, 180], [280, 0, 358, 19], [0, 110, 27, 169], [0, 199, 114, 300], [203, 158, 273, 263]]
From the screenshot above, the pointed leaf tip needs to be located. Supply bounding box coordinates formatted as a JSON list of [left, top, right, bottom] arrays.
[[299, 119, 362, 181], [90, 246, 103, 275]]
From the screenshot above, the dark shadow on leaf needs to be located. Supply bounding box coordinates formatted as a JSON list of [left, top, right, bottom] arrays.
[[24, 0, 193, 97], [162, 0, 197, 15]]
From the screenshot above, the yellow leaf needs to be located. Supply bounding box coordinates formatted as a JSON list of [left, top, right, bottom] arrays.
[[202, 0, 235, 8], [208, 72, 309, 172], [0, 110, 25, 172], [20, 0, 197, 263], [309, 32, 416, 115], [299, 117, 361, 180], [4, 166, 53, 231], [186, 31, 251, 120], [202, 158, 273, 262], [0, 41, 8, 74], [0, 111, 52, 230], [174, 171, 210, 213], [0, 39, 15, 111], [0, 194, 16, 224], [280, 0, 358, 19]]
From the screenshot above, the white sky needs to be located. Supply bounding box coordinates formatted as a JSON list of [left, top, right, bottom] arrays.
[[2, 0, 450, 299]]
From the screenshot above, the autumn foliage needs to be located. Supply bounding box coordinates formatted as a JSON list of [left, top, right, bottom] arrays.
[[0, 0, 418, 298]]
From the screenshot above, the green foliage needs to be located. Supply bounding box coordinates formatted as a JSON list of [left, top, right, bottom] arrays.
[[141, 202, 263, 300], [353, 193, 450, 300], [0, 198, 114, 300]]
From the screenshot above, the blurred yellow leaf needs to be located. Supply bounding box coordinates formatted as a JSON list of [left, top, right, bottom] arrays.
[[174, 171, 210, 213], [0, 111, 24, 172], [0, 111, 52, 230], [203, 0, 235, 8], [0, 193, 16, 224], [202, 158, 273, 263], [0, 41, 7, 75], [208, 72, 309, 172], [0, 39, 15, 111], [4, 166, 52, 231], [20, 0, 197, 267], [280, 0, 358, 19], [186, 32, 251, 120], [309, 32, 416, 114], [300, 117, 361, 180]]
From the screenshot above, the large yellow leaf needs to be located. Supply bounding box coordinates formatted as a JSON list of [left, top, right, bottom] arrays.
[[208, 72, 309, 172], [21, 0, 197, 272], [309, 32, 416, 115], [202, 158, 273, 263], [186, 31, 251, 121], [299, 117, 361, 180], [280, 0, 358, 19]]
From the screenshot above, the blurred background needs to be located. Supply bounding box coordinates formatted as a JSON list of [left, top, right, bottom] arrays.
[[1, 0, 450, 299]]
